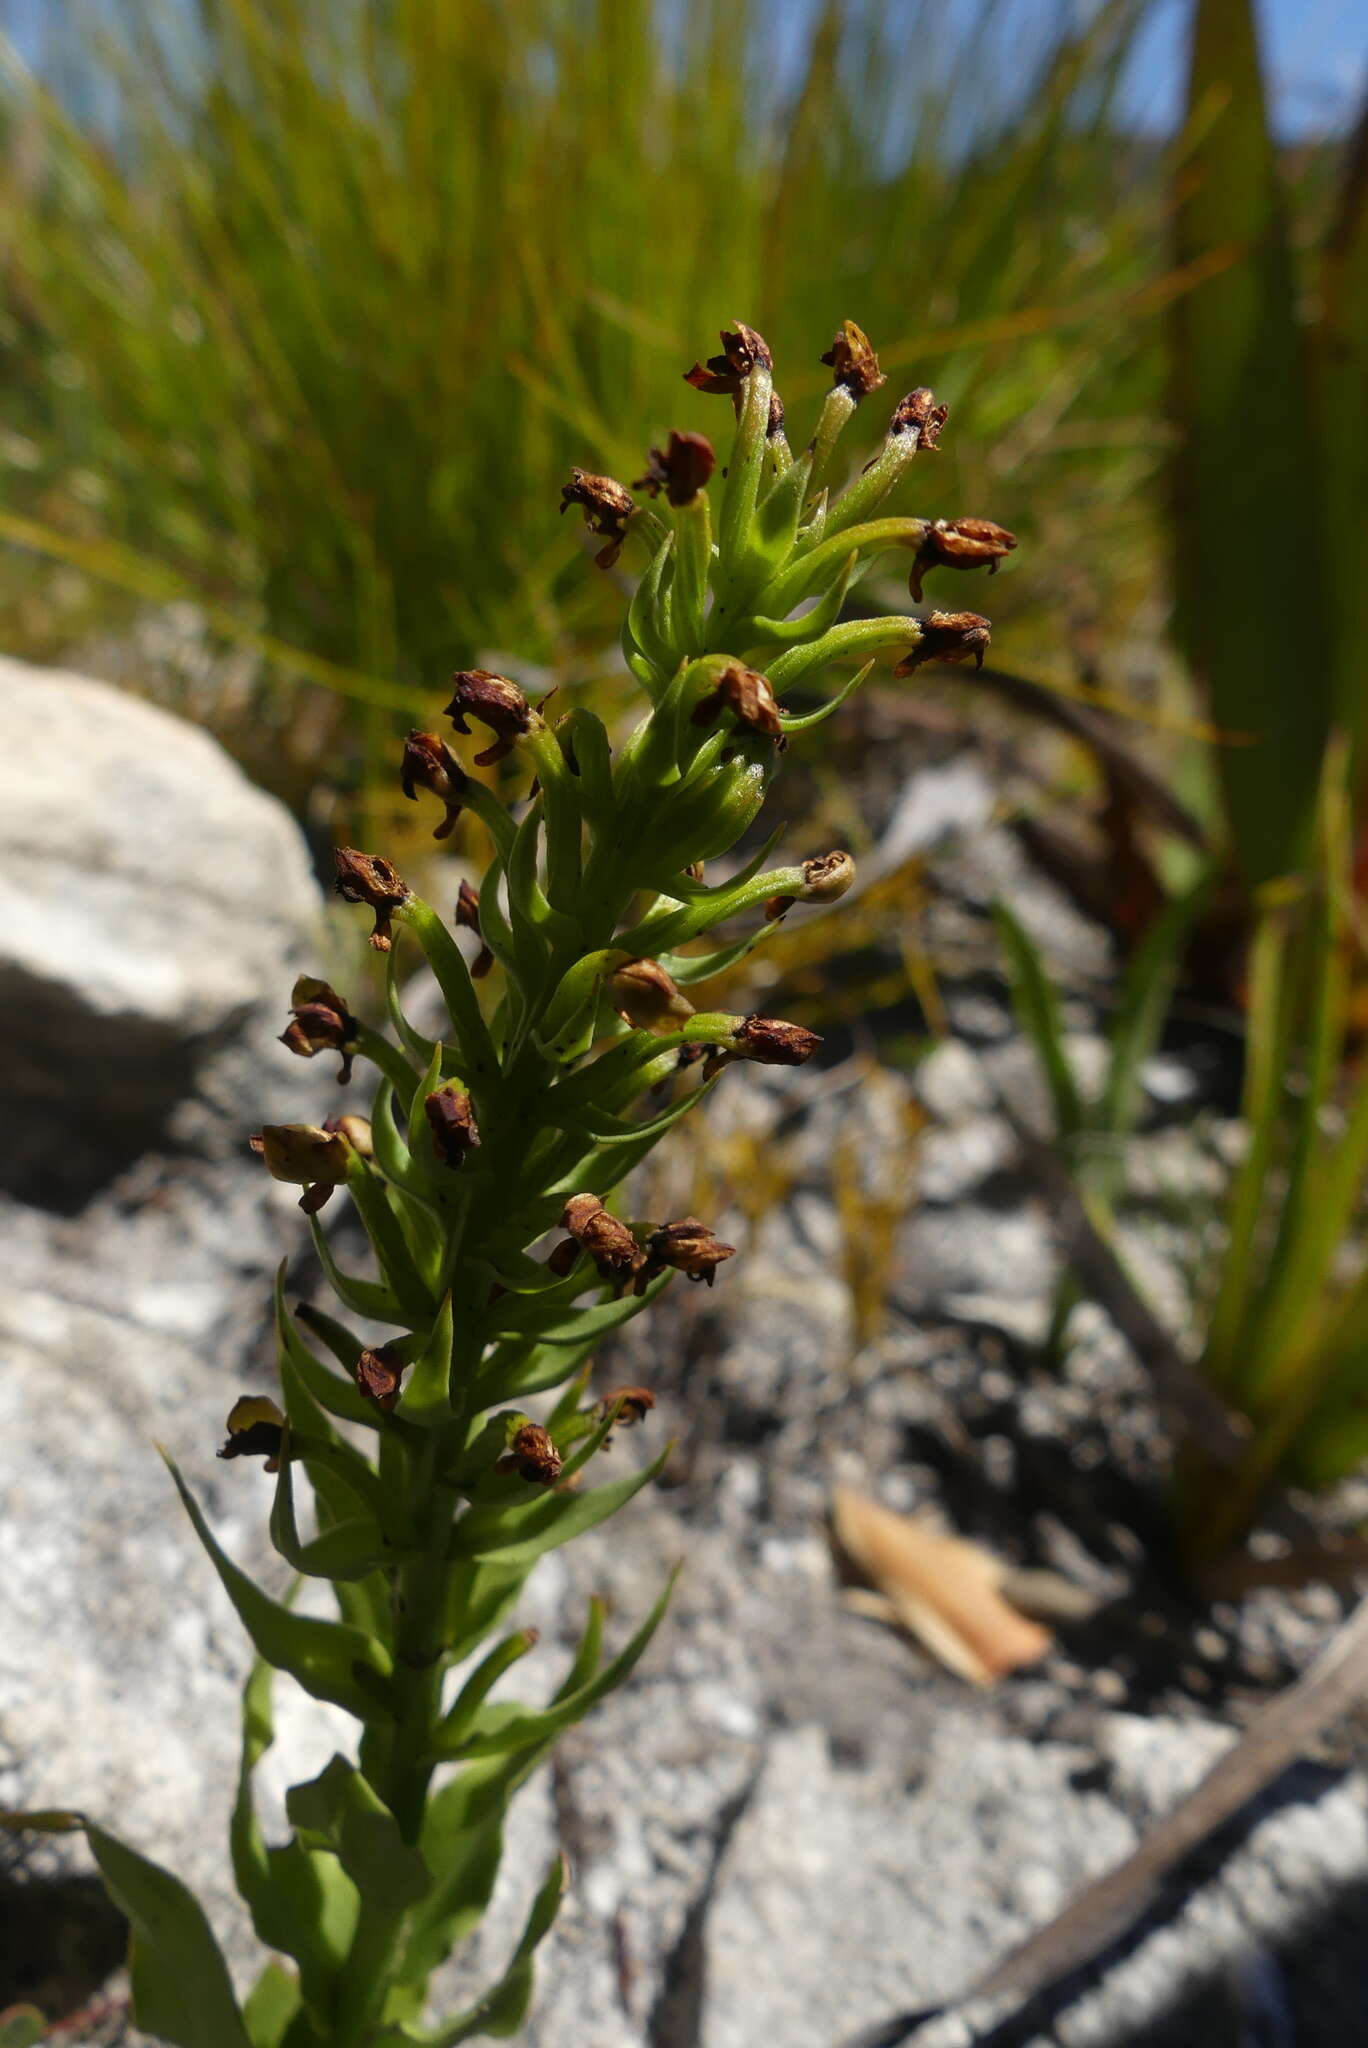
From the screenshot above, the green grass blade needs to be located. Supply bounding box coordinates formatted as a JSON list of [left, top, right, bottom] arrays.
[[1170, 0, 1331, 886]]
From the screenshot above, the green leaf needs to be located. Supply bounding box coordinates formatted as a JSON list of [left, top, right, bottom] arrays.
[[451, 1444, 669, 1568], [243, 1962, 304, 2048], [346, 1156, 439, 1321], [1171, 0, 1330, 884], [232, 1660, 360, 2011], [992, 901, 1086, 1140], [164, 1452, 394, 1718], [1, 1810, 252, 2048], [309, 1212, 408, 1326], [286, 1756, 431, 1908], [432, 1571, 675, 1761], [486, 1271, 669, 1346], [0, 2010, 47, 2048], [419, 1851, 568, 2045], [279, 1288, 384, 1430], [396, 1290, 457, 1425], [1099, 875, 1211, 1138], [270, 1443, 406, 1581]]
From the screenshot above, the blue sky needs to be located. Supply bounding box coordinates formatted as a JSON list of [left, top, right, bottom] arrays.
[[4, 0, 1364, 138], [1123, 0, 1366, 134]]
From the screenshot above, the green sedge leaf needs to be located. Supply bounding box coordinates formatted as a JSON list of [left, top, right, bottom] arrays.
[[992, 901, 1087, 1141], [163, 1452, 393, 1718]]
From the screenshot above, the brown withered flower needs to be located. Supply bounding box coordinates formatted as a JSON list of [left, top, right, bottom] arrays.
[[496, 1422, 563, 1486], [355, 1344, 405, 1412], [908, 519, 1017, 603], [444, 671, 535, 767], [635, 430, 716, 506], [691, 663, 784, 739], [643, 1218, 735, 1287], [401, 731, 469, 838], [820, 320, 886, 399], [703, 1015, 821, 1079], [596, 1385, 655, 1447], [322, 1111, 373, 1156], [889, 387, 948, 449], [250, 1122, 355, 1213], [334, 848, 410, 953], [895, 611, 992, 675], [280, 975, 358, 1083], [454, 878, 494, 979], [598, 1385, 655, 1427], [560, 470, 636, 569], [684, 323, 773, 405], [558, 1192, 644, 1290], [766, 850, 856, 920], [605, 958, 694, 1033], [425, 1085, 480, 1167], [218, 1395, 286, 1471]]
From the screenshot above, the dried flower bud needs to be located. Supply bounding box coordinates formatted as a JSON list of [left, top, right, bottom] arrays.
[[323, 1112, 373, 1157], [454, 878, 494, 978], [334, 848, 410, 953], [560, 470, 636, 569], [765, 849, 856, 922], [691, 663, 783, 738], [355, 1344, 405, 1412], [401, 731, 469, 837], [546, 1235, 581, 1277], [820, 320, 886, 399], [894, 611, 992, 675], [250, 1122, 355, 1211], [444, 671, 535, 767], [561, 1192, 644, 1288], [644, 1217, 735, 1286], [425, 1085, 480, 1167], [218, 1395, 286, 1470], [684, 323, 774, 405], [908, 519, 1017, 602], [634, 430, 716, 506], [606, 958, 694, 1032], [281, 975, 359, 1083], [496, 1422, 563, 1486], [889, 387, 948, 449], [706, 1015, 821, 1076]]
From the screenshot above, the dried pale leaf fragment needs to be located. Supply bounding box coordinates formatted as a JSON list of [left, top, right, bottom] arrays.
[[831, 1485, 1051, 1686]]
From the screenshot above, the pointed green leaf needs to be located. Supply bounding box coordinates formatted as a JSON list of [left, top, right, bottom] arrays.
[[0, 1810, 252, 2048], [419, 1852, 568, 2044], [432, 1572, 675, 1761], [451, 1444, 669, 1568], [164, 1453, 393, 1718]]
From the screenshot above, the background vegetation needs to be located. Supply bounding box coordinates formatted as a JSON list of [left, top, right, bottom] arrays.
[[0, 0, 1239, 831]]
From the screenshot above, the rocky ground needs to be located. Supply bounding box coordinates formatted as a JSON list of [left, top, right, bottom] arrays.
[[4, 657, 1368, 2048]]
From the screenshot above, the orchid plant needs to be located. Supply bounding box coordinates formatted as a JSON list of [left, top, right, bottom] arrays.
[[2, 319, 1012, 2048]]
